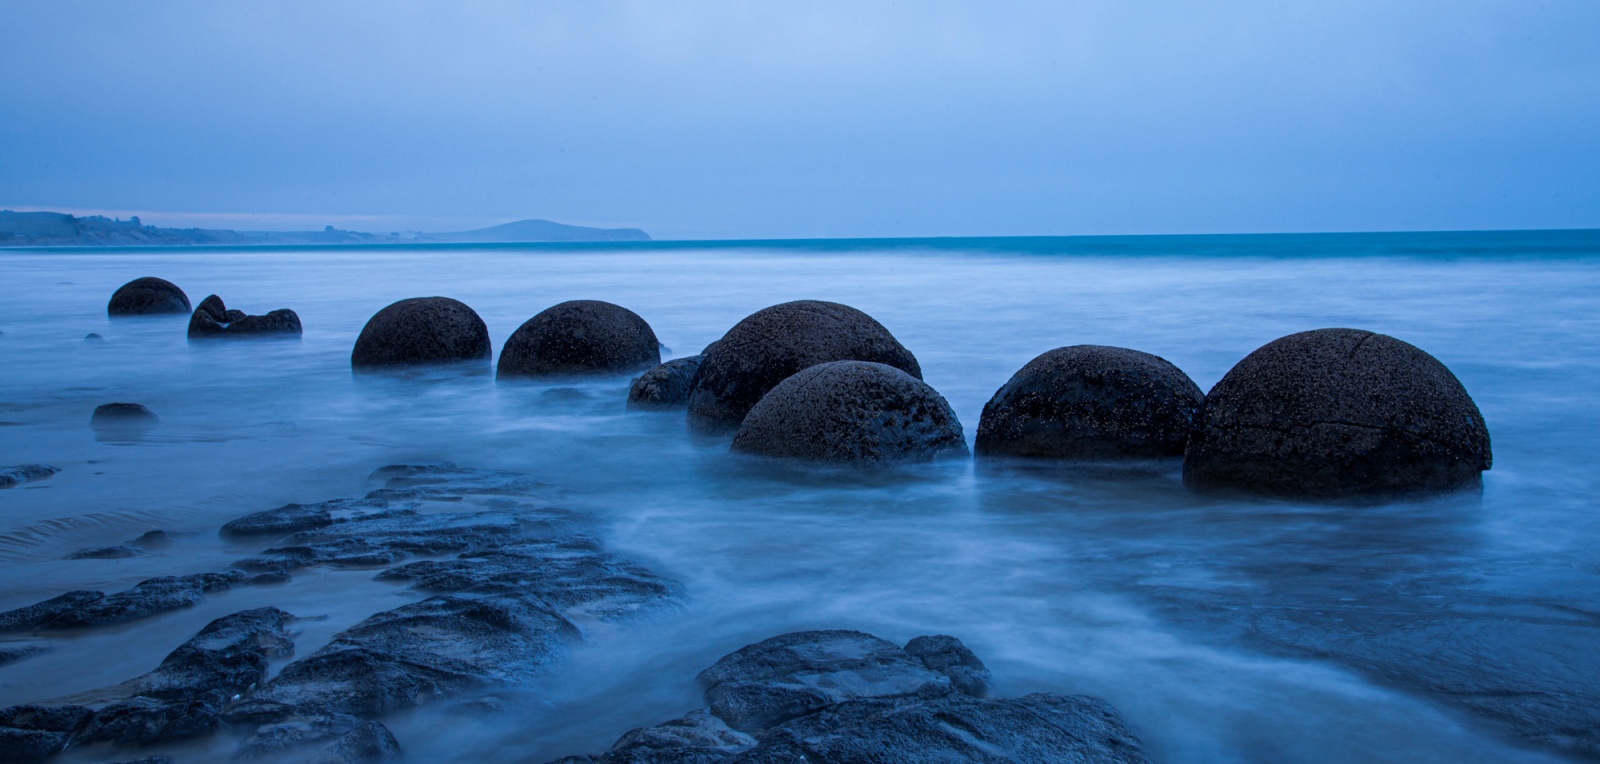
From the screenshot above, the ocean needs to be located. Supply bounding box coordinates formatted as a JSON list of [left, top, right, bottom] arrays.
[[2, 229, 1598, 762]]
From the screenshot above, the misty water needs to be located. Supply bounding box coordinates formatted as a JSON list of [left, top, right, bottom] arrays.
[[2, 231, 1599, 763]]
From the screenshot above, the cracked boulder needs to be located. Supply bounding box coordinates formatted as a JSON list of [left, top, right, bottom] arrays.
[[731, 361, 967, 464], [1183, 328, 1492, 498], [188, 294, 302, 337], [687, 301, 922, 432], [976, 345, 1204, 460]]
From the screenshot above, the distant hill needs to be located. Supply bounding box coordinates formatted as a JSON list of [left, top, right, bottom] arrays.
[[0, 211, 651, 247]]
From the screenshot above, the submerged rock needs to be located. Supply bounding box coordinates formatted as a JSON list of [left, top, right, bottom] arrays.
[[627, 355, 704, 410], [687, 301, 922, 432], [91, 403, 158, 429], [548, 630, 1148, 764], [731, 361, 967, 464], [0, 572, 245, 631], [0, 464, 57, 489], [498, 300, 661, 378], [67, 545, 141, 560], [1183, 328, 1492, 498], [108, 277, 190, 316], [0, 705, 94, 763], [350, 297, 491, 368], [976, 345, 1204, 460], [188, 294, 302, 338]]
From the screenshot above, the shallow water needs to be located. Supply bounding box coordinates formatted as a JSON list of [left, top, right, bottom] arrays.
[[2, 230, 1599, 762]]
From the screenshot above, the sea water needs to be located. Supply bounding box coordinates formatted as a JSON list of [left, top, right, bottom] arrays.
[[1, 230, 1598, 762]]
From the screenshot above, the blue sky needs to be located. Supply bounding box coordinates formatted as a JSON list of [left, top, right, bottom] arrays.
[[2, 1, 1597, 239]]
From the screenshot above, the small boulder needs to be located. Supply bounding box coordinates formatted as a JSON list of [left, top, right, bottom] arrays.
[[687, 301, 922, 431], [498, 300, 660, 378], [626, 355, 703, 410], [732, 361, 967, 464], [189, 294, 302, 338], [976, 345, 1205, 460], [1184, 328, 1492, 498], [0, 465, 57, 490], [108, 277, 190, 316], [91, 403, 159, 430], [351, 297, 491, 368]]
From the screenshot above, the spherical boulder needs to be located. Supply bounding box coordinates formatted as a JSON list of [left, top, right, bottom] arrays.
[[976, 345, 1204, 460], [627, 355, 703, 410], [497, 300, 660, 378], [732, 361, 967, 464], [688, 301, 922, 431], [1183, 328, 1491, 498], [351, 297, 491, 368], [108, 277, 190, 315]]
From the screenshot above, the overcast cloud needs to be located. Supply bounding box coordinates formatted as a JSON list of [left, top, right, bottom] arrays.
[[2, 1, 1596, 238]]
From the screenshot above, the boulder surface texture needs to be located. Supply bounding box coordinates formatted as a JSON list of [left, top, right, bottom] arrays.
[[1183, 328, 1491, 498], [108, 277, 191, 315], [544, 629, 1150, 764], [350, 297, 491, 368], [627, 355, 704, 410], [498, 300, 660, 378], [977, 345, 1204, 460], [732, 361, 967, 464], [687, 300, 922, 431]]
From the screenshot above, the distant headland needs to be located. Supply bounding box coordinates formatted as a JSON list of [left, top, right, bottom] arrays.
[[0, 210, 651, 247]]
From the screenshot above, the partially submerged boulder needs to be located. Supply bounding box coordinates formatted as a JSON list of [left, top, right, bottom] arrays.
[[1184, 328, 1492, 498], [350, 297, 491, 368], [626, 355, 703, 410], [687, 301, 922, 432], [731, 361, 967, 464], [108, 277, 190, 316], [498, 300, 660, 378], [188, 294, 301, 338], [0, 465, 57, 490], [977, 345, 1204, 460], [91, 403, 158, 429], [546, 630, 1148, 764]]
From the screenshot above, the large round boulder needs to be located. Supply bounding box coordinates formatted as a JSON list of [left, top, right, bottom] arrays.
[[976, 345, 1203, 460], [108, 277, 190, 315], [688, 301, 922, 431], [497, 300, 660, 378], [627, 355, 704, 410], [731, 361, 967, 464], [1183, 328, 1491, 498], [350, 297, 490, 368]]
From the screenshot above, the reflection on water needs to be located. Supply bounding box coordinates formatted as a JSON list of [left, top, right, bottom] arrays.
[[0, 231, 1598, 762]]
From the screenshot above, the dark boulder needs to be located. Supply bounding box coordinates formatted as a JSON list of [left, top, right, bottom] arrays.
[[731, 361, 967, 464], [1184, 328, 1492, 498], [687, 301, 922, 431], [627, 356, 703, 410], [0, 464, 57, 489], [350, 297, 491, 368], [547, 630, 1149, 764], [108, 277, 190, 316], [91, 403, 158, 429], [976, 345, 1204, 460], [498, 300, 660, 378], [189, 294, 302, 338]]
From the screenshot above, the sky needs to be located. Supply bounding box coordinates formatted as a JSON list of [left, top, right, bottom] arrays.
[[2, 1, 1597, 239]]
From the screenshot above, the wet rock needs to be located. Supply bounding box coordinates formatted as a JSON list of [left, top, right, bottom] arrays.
[[0, 705, 93, 763], [189, 295, 303, 338], [67, 545, 141, 560], [903, 634, 992, 698], [108, 277, 190, 316], [976, 345, 1205, 460], [550, 631, 1148, 764], [307, 721, 403, 763], [0, 644, 48, 666], [221, 500, 348, 537], [498, 300, 661, 378], [0, 591, 106, 632], [350, 296, 491, 368], [1183, 328, 1492, 498], [4, 572, 244, 631], [91, 403, 158, 430], [627, 356, 703, 410], [697, 630, 956, 733], [731, 361, 967, 464], [687, 301, 923, 432], [131, 530, 172, 549], [69, 608, 295, 748], [84, 332, 105, 343], [0, 464, 58, 489]]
